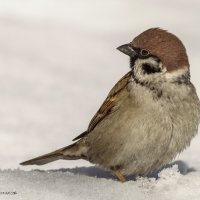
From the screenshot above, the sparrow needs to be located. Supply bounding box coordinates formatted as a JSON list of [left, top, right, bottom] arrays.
[[20, 28, 200, 182]]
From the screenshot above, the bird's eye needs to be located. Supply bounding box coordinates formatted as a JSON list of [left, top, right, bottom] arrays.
[[140, 49, 150, 57]]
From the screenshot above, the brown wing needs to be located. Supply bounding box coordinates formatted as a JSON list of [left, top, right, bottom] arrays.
[[72, 71, 132, 141]]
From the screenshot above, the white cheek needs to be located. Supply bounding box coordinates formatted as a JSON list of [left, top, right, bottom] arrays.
[[133, 57, 165, 82], [134, 57, 158, 67]]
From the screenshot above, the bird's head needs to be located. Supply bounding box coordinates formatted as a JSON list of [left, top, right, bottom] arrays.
[[117, 28, 190, 84]]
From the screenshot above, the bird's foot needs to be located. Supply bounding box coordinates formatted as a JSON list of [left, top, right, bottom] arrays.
[[112, 167, 126, 183]]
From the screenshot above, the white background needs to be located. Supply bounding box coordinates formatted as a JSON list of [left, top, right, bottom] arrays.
[[0, 0, 200, 172]]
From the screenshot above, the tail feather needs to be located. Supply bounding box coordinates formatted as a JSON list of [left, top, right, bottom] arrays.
[[20, 142, 86, 166], [20, 152, 63, 166]]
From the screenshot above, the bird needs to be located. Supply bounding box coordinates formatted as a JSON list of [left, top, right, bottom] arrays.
[[20, 28, 200, 182]]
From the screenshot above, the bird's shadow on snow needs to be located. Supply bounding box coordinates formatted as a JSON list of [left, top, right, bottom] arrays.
[[37, 160, 196, 182]]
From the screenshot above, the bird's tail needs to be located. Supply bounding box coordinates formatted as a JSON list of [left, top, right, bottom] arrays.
[[20, 142, 87, 166]]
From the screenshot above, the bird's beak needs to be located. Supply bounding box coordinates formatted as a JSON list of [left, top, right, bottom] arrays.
[[117, 43, 137, 58]]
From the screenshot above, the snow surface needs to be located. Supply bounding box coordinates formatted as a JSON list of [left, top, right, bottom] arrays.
[[0, 0, 200, 199], [1, 164, 200, 200]]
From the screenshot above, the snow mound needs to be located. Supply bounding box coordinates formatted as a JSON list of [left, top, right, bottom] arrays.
[[1, 163, 200, 200]]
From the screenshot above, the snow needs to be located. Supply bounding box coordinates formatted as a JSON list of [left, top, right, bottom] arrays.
[[0, 0, 200, 199], [1, 164, 200, 200]]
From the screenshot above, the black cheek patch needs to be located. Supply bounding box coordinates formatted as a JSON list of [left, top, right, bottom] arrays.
[[142, 64, 162, 74]]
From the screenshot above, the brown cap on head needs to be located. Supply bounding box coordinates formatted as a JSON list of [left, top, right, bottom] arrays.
[[131, 28, 189, 71]]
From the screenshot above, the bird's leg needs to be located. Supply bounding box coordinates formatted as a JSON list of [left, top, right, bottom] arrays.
[[112, 166, 126, 183]]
